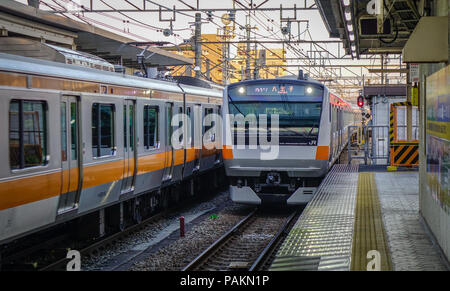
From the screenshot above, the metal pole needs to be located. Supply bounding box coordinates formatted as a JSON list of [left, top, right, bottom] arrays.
[[406, 63, 412, 140], [253, 43, 258, 80], [245, 15, 251, 80], [206, 59, 210, 80], [194, 13, 202, 79]]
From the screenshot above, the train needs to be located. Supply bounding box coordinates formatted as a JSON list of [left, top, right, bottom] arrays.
[[0, 52, 223, 245], [222, 73, 361, 205]]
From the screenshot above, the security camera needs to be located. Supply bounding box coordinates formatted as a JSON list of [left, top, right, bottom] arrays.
[[163, 28, 172, 37], [281, 26, 290, 35]]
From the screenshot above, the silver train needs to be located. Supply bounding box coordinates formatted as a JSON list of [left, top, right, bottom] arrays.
[[0, 53, 223, 245], [222, 75, 360, 205]]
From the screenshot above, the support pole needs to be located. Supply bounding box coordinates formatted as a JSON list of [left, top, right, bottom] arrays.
[[406, 64, 412, 141], [253, 43, 258, 80], [194, 13, 202, 79], [222, 39, 230, 84], [245, 15, 251, 80]]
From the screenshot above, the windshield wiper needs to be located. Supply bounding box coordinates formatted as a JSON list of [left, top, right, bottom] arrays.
[[228, 96, 245, 116], [306, 123, 318, 136]]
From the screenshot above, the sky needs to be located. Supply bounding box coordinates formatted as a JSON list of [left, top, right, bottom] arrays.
[[15, 0, 404, 100]]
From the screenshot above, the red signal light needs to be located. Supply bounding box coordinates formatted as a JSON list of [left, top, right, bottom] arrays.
[[357, 96, 364, 107]]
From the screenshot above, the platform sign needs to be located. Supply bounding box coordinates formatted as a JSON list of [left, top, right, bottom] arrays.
[[425, 65, 450, 213], [409, 63, 419, 83]]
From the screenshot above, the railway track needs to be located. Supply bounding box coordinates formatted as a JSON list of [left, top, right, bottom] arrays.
[[1, 187, 226, 271], [38, 210, 169, 271], [182, 208, 299, 271]]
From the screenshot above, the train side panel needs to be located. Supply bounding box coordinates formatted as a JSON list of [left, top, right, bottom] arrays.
[[0, 88, 61, 240], [0, 53, 224, 245]]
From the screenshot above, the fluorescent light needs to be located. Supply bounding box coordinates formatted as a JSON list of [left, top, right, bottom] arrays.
[[344, 7, 352, 21], [347, 24, 353, 32], [342, 0, 350, 6], [351, 44, 356, 51], [349, 33, 355, 41], [345, 11, 352, 21]]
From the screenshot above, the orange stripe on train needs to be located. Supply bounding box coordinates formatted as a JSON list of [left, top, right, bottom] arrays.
[[0, 147, 220, 211]]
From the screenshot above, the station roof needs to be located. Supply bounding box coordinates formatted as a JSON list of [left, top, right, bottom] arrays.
[[0, 0, 193, 68], [316, 0, 421, 56]]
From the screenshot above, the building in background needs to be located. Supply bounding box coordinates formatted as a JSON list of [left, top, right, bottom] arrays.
[[171, 34, 224, 84], [170, 34, 287, 84], [229, 44, 287, 83]]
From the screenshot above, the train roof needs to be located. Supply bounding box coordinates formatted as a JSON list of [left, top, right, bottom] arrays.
[[0, 52, 222, 98], [226, 77, 325, 88]]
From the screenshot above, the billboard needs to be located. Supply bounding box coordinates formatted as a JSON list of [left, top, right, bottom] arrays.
[[426, 65, 450, 213]]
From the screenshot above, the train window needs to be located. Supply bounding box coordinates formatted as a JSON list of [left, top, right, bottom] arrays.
[[92, 103, 115, 158], [61, 102, 67, 161], [167, 106, 173, 146], [178, 107, 183, 143], [329, 103, 331, 122], [129, 104, 134, 149], [144, 105, 159, 149], [9, 100, 48, 170], [186, 107, 192, 146], [70, 102, 77, 160], [204, 108, 214, 133]]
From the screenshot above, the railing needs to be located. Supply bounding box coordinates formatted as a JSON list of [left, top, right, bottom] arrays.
[[347, 125, 390, 165]]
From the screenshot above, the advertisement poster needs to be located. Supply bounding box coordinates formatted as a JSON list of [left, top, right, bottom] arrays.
[[426, 65, 450, 213]]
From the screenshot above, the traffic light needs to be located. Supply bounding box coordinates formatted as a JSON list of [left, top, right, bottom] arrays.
[[357, 95, 364, 107]]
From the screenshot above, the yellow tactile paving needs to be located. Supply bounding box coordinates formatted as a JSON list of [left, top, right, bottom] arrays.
[[351, 172, 392, 271]]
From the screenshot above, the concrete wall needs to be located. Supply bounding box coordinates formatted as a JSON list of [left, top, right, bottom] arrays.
[[418, 0, 449, 264]]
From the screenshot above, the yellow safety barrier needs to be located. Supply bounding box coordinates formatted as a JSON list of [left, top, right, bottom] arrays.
[[390, 142, 419, 167], [389, 102, 419, 167]]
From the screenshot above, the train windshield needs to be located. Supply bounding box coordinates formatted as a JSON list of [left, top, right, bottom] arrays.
[[228, 101, 322, 137], [227, 82, 324, 145]]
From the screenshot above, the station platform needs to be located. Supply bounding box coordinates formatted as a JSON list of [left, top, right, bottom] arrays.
[[269, 164, 448, 271]]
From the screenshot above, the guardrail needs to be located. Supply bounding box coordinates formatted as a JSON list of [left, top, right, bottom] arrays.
[[347, 125, 390, 165]]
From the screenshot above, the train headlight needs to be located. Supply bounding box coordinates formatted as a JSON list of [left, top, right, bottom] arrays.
[[306, 87, 313, 94], [238, 87, 245, 94]]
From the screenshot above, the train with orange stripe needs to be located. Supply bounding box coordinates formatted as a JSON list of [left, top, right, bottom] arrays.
[[222, 73, 360, 205], [0, 52, 223, 245]]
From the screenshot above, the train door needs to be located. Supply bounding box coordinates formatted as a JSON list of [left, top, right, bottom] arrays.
[[58, 96, 80, 214], [328, 102, 334, 163], [121, 100, 136, 194], [337, 108, 342, 151], [162, 102, 174, 181], [182, 105, 194, 179], [215, 105, 222, 164], [193, 104, 202, 171]]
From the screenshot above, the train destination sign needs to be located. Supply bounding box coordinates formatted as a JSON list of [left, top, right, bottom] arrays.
[[246, 84, 305, 96], [229, 82, 324, 102]]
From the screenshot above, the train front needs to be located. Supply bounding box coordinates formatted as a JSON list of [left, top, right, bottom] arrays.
[[222, 78, 329, 205]]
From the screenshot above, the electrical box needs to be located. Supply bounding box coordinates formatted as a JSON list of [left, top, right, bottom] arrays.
[[359, 16, 391, 37]]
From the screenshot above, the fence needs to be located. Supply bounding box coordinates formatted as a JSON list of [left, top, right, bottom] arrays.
[[348, 125, 390, 165]]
